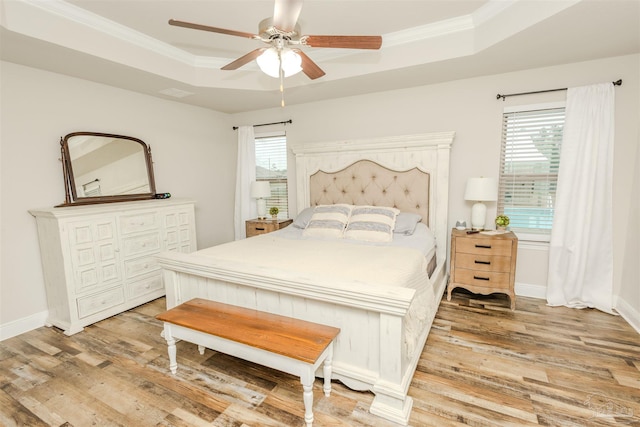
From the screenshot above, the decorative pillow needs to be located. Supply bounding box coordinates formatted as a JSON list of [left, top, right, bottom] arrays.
[[344, 205, 399, 242], [394, 212, 422, 235], [302, 204, 353, 238], [292, 207, 315, 229]]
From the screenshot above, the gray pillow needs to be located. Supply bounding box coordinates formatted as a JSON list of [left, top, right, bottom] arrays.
[[292, 207, 315, 228], [394, 212, 422, 235]]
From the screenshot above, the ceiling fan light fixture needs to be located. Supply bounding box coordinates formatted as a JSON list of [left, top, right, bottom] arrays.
[[256, 47, 302, 78]]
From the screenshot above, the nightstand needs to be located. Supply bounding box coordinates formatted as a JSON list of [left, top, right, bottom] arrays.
[[447, 229, 518, 310], [245, 218, 293, 238]]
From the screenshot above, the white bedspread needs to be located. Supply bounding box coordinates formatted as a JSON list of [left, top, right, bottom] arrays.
[[194, 233, 434, 358], [197, 233, 428, 292]]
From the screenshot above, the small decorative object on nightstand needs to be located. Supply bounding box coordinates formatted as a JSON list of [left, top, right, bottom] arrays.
[[447, 228, 518, 310], [269, 206, 279, 219], [246, 218, 293, 238], [495, 215, 510, 231]]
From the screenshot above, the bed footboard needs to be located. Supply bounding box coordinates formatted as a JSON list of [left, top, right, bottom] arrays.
[[157, 251, 446, 425]]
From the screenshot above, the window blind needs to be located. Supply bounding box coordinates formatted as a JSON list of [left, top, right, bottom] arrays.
[[498, 107, 565, 233], [255, 134, 288, 218]]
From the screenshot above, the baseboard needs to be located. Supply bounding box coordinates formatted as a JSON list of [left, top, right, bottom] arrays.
[[515, 281, 546, 299], [614, 296, 640, 335], [0, 310, 48, 341]]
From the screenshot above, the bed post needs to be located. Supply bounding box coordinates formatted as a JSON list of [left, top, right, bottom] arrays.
[[370, 312, 414, 424], [434, 139, 452, 269]]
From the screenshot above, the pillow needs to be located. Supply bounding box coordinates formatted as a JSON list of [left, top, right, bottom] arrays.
[[302, 204, 353, 238], [292, 207, 315, 229], [344, 205, 399, 243], [394, 212, 422, 235]]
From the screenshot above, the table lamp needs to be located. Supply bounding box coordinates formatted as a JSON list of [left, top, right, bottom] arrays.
[[464, 177, 497, 230], [250, 181, 271, 219]]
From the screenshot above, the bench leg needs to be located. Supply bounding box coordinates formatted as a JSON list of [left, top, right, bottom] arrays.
[[197, 345, 205, 355], [302, 381, 314, 427], [163, 324, 178, 374], [322, 343, 333, 397]]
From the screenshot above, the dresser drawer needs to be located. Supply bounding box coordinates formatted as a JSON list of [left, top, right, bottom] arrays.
[[455, 253, 512, 273], [119, 212, 160, 235], [127, 274, 163, 300], [456, 238, 513, 256], [124, 255, 160, 279], [454, 269, 511, 289], [77, 287, 125, 318], [122, 232, 161, 258]]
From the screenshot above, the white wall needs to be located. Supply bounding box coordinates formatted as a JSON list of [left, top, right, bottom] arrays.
[[0, 61, 236, 334], [231, 54, 639, 318]]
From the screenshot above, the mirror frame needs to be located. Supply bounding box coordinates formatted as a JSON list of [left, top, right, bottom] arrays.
[[58, 131, 156, 207]]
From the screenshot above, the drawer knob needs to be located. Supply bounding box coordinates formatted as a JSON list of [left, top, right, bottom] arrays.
[[473, 276, 490, 281], [475, 244, 492, 249], [255, 227, 265, 231], [475, 260, 491, 265]]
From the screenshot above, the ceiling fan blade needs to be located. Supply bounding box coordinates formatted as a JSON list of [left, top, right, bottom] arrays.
[[273, 0, 304, 32], [295, 50, 325, 80], [304, 35, 382, 50], [169, 19, 257, 39], [221, 48, 267, 70]]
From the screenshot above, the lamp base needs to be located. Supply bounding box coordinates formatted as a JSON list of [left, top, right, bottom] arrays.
[[470, 202, 487, 230], [257, 198, 267, 220]]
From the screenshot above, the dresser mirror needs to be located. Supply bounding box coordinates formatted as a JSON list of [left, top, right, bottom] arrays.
[[58, 132, 156, 206]]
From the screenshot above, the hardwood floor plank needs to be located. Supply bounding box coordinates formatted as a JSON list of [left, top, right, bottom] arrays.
[[1, 293, 638, 426], [0, 388, 50, 427]]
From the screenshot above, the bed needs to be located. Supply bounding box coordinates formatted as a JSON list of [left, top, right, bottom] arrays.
[[156, 131, 455, 425]]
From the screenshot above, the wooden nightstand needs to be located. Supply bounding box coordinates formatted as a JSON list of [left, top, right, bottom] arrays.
[[245, 218, 293, 238], [447, 229, 518, 310]]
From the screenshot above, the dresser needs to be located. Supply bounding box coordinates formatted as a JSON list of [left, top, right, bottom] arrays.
[[30, 198, 197, 335], [447, 229, 518, 310], [245, 218, 293, 237]]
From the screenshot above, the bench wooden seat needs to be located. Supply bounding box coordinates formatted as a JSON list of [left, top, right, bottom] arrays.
[[156, 298, 340, 427]]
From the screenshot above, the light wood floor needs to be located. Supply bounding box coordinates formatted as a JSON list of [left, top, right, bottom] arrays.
[[1, 291, 638, 426]]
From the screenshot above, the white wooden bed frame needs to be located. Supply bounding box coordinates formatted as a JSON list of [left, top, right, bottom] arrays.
[[156, 132, 454, 425]]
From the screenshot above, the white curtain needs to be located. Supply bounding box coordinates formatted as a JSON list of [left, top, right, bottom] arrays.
[[547, 83, 615, 314], [234, 126, 256, 240]]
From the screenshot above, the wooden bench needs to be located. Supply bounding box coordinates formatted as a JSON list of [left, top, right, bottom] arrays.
[[156, 298, 340, 427]]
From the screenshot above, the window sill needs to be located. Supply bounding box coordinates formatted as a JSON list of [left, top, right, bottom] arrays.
[[510, 231, 551, 248]]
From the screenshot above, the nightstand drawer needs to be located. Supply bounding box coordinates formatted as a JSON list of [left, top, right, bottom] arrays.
[[455, 269, 511, 289], [456, 238, 513, 256], [246, 222, 278, 236], [455, 253, 512, 273], [245, 218, 293, 238]]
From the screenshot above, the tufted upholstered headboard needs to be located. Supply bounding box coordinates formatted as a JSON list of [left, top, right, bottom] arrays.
[[292, 132, 454, 263], [309, 160, 430, 225]]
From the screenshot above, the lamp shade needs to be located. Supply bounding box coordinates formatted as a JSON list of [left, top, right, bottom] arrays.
[[256, 47, 302, 78], [464, 177, 498, 202], [250, 181, 271, 199]]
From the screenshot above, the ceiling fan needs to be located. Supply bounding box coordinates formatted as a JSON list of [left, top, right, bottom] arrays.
[[168, 0, 383, 80]]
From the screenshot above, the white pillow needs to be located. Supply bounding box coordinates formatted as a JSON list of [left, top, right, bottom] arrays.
[[302, 204, 353, 238], [344, 205, 399, 242]]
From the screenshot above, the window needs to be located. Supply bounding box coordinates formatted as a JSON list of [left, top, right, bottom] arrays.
[[255, 133, 288, 218], [498, 103, 565, 236]]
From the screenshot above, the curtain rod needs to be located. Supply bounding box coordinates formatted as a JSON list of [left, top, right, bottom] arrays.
[[232, 119, 292, 130], [496, 79, 622, 101]]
